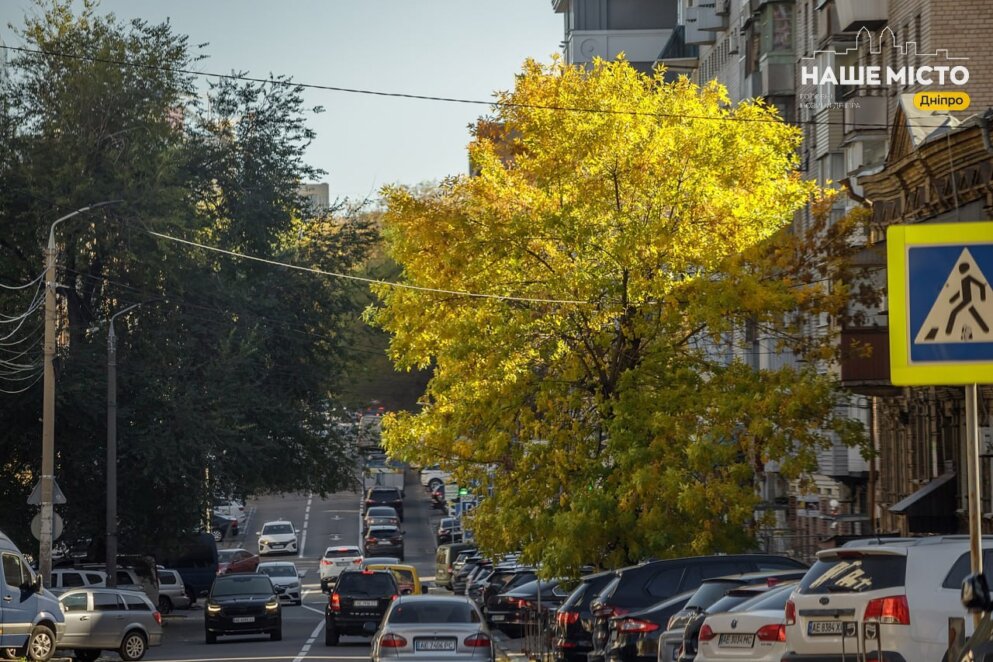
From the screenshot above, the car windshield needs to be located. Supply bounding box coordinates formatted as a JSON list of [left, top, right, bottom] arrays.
[[212, 575, 272, 596], [325, 548, 360, 559], [388, 600, 480, 624], [369, 527, 399, 537], [685, 580, 743, 610], [262, 524, 293, 535], [708, 590, 766, 614], [337, 572, 397, 595], [732, 583, 795, 611], [371, 490, 399, 499], [367, 507, 397, 517], [260, 565, 297, 578]]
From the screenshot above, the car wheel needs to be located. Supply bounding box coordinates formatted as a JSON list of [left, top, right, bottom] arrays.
[[0, 649, 18, 660], [428, 478, 443, 491], [119, 630, 147, 662], [270, 629, 282, 642], [205, 631, 217, 645], [158, 595, 173, 614], [212, 529, 223, 542], [73, 650, 99, 662], [325, 624, 339, 646], [25, 625, 56, 662]]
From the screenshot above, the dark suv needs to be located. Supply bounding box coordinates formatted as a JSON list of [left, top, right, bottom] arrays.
[[363, 525, 404, 561], [205, 573, 281, 643], [363, 487, 404, 520], [587, 554, 807, 661], [325, 568, 399, 645]]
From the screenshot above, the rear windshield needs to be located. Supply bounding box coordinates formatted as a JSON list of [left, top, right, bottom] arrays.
[[369, 527, 399, 537], [262, 524, 293, 535], [707, 591, 764, 614], [370, 489, 400, 498], [325, 548, 360, 559], [798, 556, 907, 594], [367, 507, 397, 517], [212, 575, 273, 596], [686, 580, 744, 610], [388, 600, 480, 624], [337, 572, 397, 595]]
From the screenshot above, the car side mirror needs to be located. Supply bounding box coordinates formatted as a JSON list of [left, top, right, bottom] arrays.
[[255, 531, 261, 536], [962, 573, 993, 612], [298, 572, 305, 578]]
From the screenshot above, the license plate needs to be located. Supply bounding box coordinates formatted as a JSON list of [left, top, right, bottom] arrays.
[[415, 639, 456, 651], [808, 620, 852, 636], [270, 543, 284, 548], [232, 616, 254, 623], [354, 599, 378, 607], [718, 633, 755, 648], [491, 615, 505, 621], [336, 560, 351, 566]]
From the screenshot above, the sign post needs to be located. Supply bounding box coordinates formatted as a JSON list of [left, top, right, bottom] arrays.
[[887, 221, 993, 623]]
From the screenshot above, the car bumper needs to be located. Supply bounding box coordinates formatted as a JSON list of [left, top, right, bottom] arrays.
[[206, 613, 281, 635], [781, 655, 907, 662], [259, 541, 297, 555], [365, 544, 403, 556], [277, 590, 301, 603], [148, 631, 163, 647], [327, 614, 389, 636]]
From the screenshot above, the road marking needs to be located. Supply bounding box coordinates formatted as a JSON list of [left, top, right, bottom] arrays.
[[301, 604, 324, 616], [299, 493, 312, 559], [291, 614, 326, 662]]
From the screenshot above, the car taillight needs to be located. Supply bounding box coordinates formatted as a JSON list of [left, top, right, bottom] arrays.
[[367, 537, 378, 544], [592, 604, 614, 617], [556, 640, 577, 649], [785, 599, 796, 626], [864, 595, 910, 625], [391, 594, 399, 601], [514, 599, 532, 609], [365, 499, 375, 505], [756, 623, 786, 642], [352, 558, 363, 564], [617, 618, 659, 633], [153, 611, 162, 625], [699, 624, 715, 642], [321, 559, 331, 566], [380, 634, 407, 648], [464, 634, 491, 648], [330, 593, 341, 612]]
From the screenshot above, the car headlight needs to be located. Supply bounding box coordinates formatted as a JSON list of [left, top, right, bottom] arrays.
[[206, 603, 221, 615], [259, 538, 269, 545], [289, 582, 300, 589], [266, 598, 279, 612]]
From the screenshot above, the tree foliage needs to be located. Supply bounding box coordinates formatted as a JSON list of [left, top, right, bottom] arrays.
[[369, 57, 871, 575], [0, 0, 372, 553]]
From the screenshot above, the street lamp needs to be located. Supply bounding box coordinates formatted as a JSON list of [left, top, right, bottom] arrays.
[[105, 302, 143, 587], [38, 200, 123, 584]]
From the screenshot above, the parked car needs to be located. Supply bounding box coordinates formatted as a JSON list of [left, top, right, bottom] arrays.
[[437, 543, 478, 590], [213, 499, 247, 524], [453, 556, 487, 595], [257, 520, 298, 556], [482, 567, 538, 618], [363, 506, 401, 533], [155, 568, 191, 614], [216, 548, 260, 575], [657, 570, 809, 662], [364, 487, 404, 520], [364, 526, 405, 561], [361, 556, 403, 568], [695, 582, 797, 662], [204, 573, 282, 643], [488, 578, 572, 637], [57, 588, 162, 661], [49, 568, 106, 595], [0, 529, 65, 662], [366, 563, 426, 596], [325, 568, 399, 645], [589, 555, 807, 662], [783, 537, 993, 662], [419, 466, 452, 492], [211, 513, 239, 542], [554, 570, 618, 661], [258, 561, 303, 605], [602, 589, 693, 662], [679, 583, 786, 662], [437, 518, 463, 546], [319, 545, 363, 592], [370, 595, 493, 661], [957, 570, 993, 661]]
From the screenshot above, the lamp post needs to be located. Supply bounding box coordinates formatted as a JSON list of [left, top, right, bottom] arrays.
[[39, 200, 123, 585], [105, 302, 142, 587]]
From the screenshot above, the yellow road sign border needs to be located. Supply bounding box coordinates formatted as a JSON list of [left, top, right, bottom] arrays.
[[887, 221, 993, 386]]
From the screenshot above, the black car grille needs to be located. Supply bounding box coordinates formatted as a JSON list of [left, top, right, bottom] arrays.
[[224, 604, 265, 616]]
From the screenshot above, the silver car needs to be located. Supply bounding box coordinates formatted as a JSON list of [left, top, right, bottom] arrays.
[[156, 568, 191, 613], [370, 595, 495, 661], [57, 588, 163, 662], [257, 561, 303, 605]]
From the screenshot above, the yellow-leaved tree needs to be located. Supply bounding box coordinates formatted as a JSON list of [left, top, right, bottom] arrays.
[[368, 56, 870, 575]]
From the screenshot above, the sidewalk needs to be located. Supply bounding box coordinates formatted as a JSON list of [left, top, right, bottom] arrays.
[[492, 630, 528, 661]]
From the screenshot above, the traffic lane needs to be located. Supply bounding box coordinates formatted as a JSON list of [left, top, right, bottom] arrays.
[[398, 471, 440, 583]]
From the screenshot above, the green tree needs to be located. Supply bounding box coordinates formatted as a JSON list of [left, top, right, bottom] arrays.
[[369, 57, 870, 575], [0, 0, 372, 553]]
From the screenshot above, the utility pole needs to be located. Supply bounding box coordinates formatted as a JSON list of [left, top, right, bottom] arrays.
[[38, 201, 123, 585]]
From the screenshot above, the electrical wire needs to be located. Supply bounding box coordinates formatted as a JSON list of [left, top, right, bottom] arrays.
[[0, 43, 894, 131], [0, 373, 43, 395], [0, 270, 45, 290], [147, 231, 588, 305], [0, 322, 43, 345]]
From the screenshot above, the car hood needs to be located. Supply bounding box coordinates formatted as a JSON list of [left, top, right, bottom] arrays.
[[211, 594, 275, 606], [260, 533, 296, 542]]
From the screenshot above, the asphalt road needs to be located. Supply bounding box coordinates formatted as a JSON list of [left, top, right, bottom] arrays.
[[138, 470, 441, 662]]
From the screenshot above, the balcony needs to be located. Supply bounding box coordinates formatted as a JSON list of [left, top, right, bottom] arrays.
[[696, 2, 729, 32], [840, 327, 898, 396], [843, 94, 888, 135], [564, 29, 674, 64], [684, 7, 716, 45], [760, 52, 795, 97], [656, 25, 700, 72], [835, 0, 887, 31]]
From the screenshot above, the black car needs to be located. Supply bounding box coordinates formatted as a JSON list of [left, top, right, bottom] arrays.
[[588, 555, 807, 662], [204, 573, 282, 643], [554, 570, 617, 661], [362, 506, 400, 533], [325, 568, 399, 645], [363, 525, 404, 561], [488, 578, 572, 638], [459, 560, 492, 596], [436, 518, 462, 545], [453, 556, 485, 594], [656, 570, 808, 662], [211, 513, 239, 542], [604, 590, 694, 662], [363, 487, 404, 520]]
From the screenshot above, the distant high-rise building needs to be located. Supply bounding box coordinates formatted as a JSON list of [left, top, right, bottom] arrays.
[[299, 183, 330, 213]]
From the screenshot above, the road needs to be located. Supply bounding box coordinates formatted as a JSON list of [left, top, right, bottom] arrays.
[[142, 472, 441, 662]]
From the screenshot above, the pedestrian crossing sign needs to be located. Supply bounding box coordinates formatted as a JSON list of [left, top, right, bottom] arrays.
[[887, 221, 993, 385]]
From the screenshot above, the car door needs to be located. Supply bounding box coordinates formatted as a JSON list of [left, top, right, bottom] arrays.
[[90, 591, 125, 648], [58, 592, 91, 648], [0, 551, 36, 649]]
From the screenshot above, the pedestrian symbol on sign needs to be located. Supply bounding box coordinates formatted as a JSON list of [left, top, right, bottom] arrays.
[[915, 248, 993, 344]]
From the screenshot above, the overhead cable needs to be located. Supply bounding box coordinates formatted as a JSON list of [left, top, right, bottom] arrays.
[[0, 270, 45, 290]]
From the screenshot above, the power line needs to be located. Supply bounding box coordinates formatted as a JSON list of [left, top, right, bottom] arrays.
[[0, 270, 45, 290], [0, 373, 43, 395], [0, 43, 893, 131], [147, 231, 588, 305]]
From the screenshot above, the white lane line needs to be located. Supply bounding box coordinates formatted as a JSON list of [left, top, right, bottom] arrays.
[[301, 604, 324, 616], [291, 614, 327, 662], [298, 493, 313, 559]]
